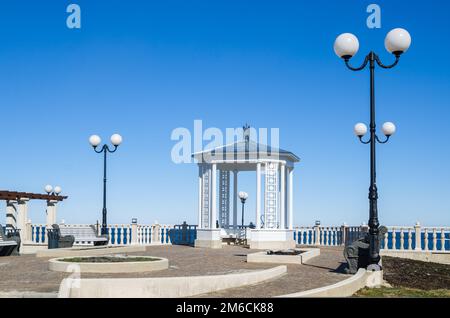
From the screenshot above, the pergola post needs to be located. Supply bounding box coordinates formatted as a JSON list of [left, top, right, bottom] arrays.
[[46, 200, 58, 229], [17, 198, 30, 241], [6, 200, 18, 230]]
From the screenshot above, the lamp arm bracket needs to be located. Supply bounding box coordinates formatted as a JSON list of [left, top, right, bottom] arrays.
[[106, 145, 119, 153], [375, 53, 400, 69], [375, 135, 390, 144], [345, 55, 369, 71], [358, 136, 371, 144]]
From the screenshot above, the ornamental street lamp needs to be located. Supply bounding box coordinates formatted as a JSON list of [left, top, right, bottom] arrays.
[[238, 191, 248, 227], [89, 133, 123, 235], [334, 28, 411, 270], [45, 185, 62, 196]]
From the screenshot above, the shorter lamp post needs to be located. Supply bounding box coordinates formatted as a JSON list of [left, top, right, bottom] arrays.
[[239, 191, 248, 227], [45, 185, 62, 196], [89, 133, 123, 235]]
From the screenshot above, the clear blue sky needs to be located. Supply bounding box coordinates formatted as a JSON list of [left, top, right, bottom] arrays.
[[1, 0, 449, 227]]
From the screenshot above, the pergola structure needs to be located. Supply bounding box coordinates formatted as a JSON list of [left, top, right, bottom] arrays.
[[0, 190, 68, 242], [192, 129, 300, 249]]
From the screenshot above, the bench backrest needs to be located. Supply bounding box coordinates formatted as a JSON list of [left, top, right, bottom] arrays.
[[60, 226, 98, 239]]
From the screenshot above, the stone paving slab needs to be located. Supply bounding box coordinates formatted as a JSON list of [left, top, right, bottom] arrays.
[[197, 246, 350, 297], [0, 245, 349, 297]]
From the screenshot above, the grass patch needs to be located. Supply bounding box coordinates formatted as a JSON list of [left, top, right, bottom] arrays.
[[355, 287, 450, 298], [60, 256, 159, 263]]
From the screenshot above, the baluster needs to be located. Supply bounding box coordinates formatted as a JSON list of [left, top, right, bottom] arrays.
[[392, 228, 397, 250], [424, 229, 429, 251], [167, 226, 172, 244], [383, 232, 388, 250], [320, 228, 324, 246], [33, 226, 37, 243], [408, 229, 413, 250], [121, 225, 126, 245], [441, 229, 445, 251], [400, 228, 404, 250], [432, 229, 437, 251]]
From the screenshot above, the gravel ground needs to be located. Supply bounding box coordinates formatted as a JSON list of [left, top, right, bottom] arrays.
[[0, 245, 349, 297]]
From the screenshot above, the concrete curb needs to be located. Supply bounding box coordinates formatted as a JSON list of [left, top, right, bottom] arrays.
[[381, 250, 450, 265], [36, 245, 147, 258], [247, 248, 320, 264], [49, 256, 169, 273], [58, 265, 287, 298], [278, 269, 383, 297]]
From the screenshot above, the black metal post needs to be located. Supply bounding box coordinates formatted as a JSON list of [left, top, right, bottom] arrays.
[[102, 146, 108, 235], [343, 51, 401, 269], [93, 144, 118, 235], [241, 200, 245, 227], [368, 52, 380, 266]]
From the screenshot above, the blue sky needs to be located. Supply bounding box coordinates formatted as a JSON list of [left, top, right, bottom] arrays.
[[1, 0, 449, 227]]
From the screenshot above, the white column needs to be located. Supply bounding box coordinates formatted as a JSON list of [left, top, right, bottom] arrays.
[[46, 200, 58, 229], [211, 163, 217, 229], [256, 162, 262, 229], [280, 163, 286, 229], [414, 222, 422, 251], [233, 170, 238, 229], [198, 165, 203, 229], [17, 198, 30, 241], [288, 168, 294, 230], [6, 200, 18, 230]]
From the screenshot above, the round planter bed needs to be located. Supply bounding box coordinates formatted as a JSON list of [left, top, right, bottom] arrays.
[[49, 255, 169, 273]]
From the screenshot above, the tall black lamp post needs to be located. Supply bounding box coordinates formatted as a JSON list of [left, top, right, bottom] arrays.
[[334, 28, 411, 270], [89, 133, 123, 235], [238, 191, 248, 227]]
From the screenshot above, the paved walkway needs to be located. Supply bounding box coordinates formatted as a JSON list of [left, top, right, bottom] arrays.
[[0, 245, 349, 297]]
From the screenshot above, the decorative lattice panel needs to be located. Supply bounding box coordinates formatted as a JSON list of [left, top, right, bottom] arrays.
[[201, 165, 211, 228], [264, 162, 279, 229], [219, 170, 230, 228]]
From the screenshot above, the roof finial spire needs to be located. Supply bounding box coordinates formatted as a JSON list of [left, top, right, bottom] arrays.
[[243, 123, 250, 152], [243, 123, 250, 140]]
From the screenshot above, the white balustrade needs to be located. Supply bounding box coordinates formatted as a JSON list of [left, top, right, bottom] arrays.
[[25, 221, 449, 252]]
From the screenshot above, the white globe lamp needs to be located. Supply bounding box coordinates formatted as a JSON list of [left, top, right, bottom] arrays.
[[334, 33, 360, 59], [44, 185, 53, 194], [354, 123, 368, 137], [385, 28, 411, 55], [110, 134, 123, 146], [89, 135, 102, 147], [54, 186, 62, 195], [382, 122, 396, 136]]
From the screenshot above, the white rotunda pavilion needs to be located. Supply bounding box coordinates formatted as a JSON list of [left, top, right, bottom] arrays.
[[192, 128, 300, 249]]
